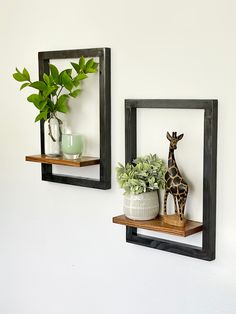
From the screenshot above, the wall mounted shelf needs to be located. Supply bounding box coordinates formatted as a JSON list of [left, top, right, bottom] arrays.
[[114, 99, 217, 261], [29, 47, 111, 190], [26, 155, 100, 167], [113, 215, 203, 237]]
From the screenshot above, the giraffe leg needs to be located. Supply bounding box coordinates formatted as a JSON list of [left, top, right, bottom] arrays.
[[173, 195, 178, 215], [182, 189, 188, 216], [177, 196, 183, 221], [180, 199, 187, 221], [181, 196, 187, 216], [180, 193, 188, 221], [163, 190, 169, 215], [179, 204, 183, 221]]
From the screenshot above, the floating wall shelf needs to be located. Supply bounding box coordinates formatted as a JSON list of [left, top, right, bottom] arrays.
[[26, 155, 100, 167], [113, 215, 203, 237], [27, 47, 111, 190], [113, 99, 218, 261]]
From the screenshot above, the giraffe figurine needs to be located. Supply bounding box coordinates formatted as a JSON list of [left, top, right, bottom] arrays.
[[163, 131, 189, 227]]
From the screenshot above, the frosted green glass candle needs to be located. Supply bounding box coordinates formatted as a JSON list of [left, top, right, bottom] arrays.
[[61, 134, 84, 160]]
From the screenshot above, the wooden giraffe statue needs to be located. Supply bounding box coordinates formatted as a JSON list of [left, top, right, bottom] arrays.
[[163, 131, 189, 227]]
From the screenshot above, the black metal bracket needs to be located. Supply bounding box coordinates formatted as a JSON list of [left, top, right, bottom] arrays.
[[125, 99, 218, 260], [38, 48, 111, 189]]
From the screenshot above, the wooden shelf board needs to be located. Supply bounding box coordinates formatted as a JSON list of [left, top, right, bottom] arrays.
[[26, 154, 100, 167], [113, 214, 203, 237]]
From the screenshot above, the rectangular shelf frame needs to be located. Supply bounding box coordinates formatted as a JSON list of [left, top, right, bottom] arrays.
[[38, 48, 111, 189], [123, 99, 217, 261]]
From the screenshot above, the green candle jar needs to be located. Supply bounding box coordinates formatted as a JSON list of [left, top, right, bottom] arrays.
[[61, 134, 84, 160]]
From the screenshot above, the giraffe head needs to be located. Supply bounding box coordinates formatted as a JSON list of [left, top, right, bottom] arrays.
[[167, 132, 184, 150]]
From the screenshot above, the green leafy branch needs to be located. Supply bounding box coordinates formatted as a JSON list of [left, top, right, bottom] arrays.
[[13, 57, 98, 123]]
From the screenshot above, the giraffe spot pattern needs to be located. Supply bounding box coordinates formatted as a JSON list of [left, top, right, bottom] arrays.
[[169, 167, 177, 177], [173, 176, 181, 185], [164, 135, 189, 221], [170, 186, 177, 194]]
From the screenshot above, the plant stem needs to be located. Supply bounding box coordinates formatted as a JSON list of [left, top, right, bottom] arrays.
[[55, 116, 63, 142], [48, 115, 56, 142], [47, 113, 63, 142], [56, 85, 64, 100]]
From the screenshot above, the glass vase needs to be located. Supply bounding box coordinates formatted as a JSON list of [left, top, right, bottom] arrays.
[[61, 133, 84, 160], [44, 113, 63, 157]]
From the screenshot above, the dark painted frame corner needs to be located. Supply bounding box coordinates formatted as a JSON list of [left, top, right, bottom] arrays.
[[125, 99, 218, 261], [38, 48, 111, 189]]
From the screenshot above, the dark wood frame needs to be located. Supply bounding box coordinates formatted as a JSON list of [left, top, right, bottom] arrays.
[[125, 99, 218, 261], [38, 48, 111, 189]]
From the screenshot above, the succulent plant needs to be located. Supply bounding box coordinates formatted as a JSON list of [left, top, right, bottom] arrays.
[[116, 154, 166, 195]]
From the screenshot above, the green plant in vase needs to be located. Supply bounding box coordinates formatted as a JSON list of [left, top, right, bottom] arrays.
[[116, 154, 166, 220], [13, 56, 98, 156]]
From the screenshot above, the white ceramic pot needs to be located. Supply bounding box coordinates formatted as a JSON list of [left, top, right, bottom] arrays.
[[123, 191, 159, 220]]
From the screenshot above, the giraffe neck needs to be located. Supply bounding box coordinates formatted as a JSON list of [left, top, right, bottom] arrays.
[[168, 149, 177, 168]]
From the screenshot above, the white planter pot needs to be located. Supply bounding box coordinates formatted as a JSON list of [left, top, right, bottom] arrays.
[[123, 191, 159, 220]]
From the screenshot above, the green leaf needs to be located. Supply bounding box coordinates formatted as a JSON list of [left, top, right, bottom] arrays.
[[59, 69, 71, 85], [73, 80, 80, 88], [84, 58, 98, 73], [34, 109, 48, 122], [30, 81, 47, 91], [13, 72, 27, 82], [65, 69, 72, 76], [71, 62, 81, 74], [20, 82, 30, 90], [79, 56, 85, 70], [48, 75, 54, 85], [23, 68, 30, 81], [38, 100, 47, 110], [85, 58, 94, 72], [27, 94, 40, 109], [61, 71, 73, 91], [76, 73, 88, 80], [43, 73, 50, 85], [49, 64, 59, 83], [73, 73, 88, 86], [43, 85, 58, 97], [57, 95, 69, 113], [42, 109, 48, 120], [92, 62, 98, 70], [13, 67, 31, 82], [59, 69, 72, 77], [27, 94, 39, 102], [69, 89, 81, 98], [85, 68, 97, 73], [35, 113, 44, 122], [46, 98, 54, 111]]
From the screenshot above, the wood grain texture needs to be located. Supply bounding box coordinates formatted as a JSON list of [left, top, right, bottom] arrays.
[[163, 214, 186, 227], [26, 155, 100, 167], [113, 214, 203, 237]]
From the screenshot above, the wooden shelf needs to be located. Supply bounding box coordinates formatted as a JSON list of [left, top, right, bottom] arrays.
[[113, 214, 203, 237], [26, 154, 100, 168]]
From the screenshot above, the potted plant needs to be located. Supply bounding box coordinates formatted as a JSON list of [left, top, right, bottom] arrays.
[[116, 154, 166, 220], [13, 56, 98, 156]]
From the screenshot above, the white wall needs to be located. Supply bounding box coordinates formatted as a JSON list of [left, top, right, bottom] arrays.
[[0, 0, 236, 313]]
